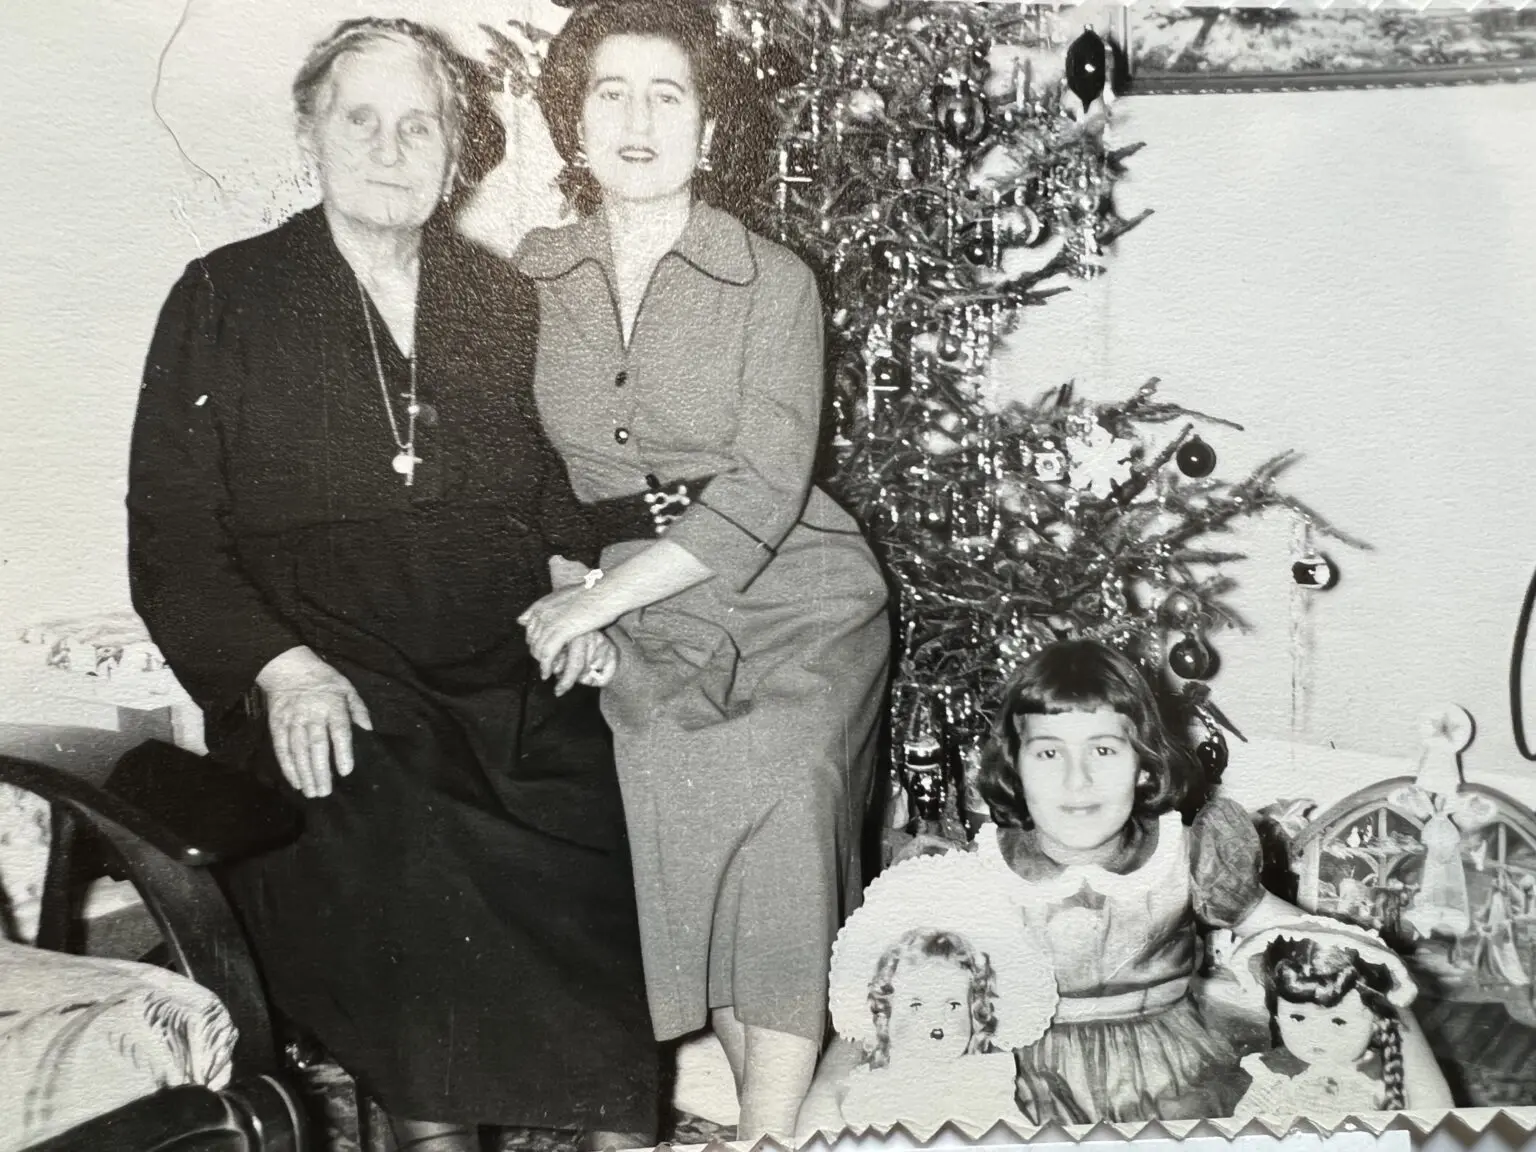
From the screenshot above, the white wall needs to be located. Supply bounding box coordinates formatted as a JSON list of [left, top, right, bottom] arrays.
[[988, 81, 1536, 778], [3, 2, 1535, 783]]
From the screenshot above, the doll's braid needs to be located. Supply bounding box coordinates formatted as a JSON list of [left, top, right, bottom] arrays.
[[1372, 1013, 1406, 1111]]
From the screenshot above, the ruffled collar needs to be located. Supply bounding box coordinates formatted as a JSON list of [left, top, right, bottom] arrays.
[[978, 812, 1183, 898]]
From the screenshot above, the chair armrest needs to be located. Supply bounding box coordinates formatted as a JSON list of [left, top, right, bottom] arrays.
[[0, 743, 300, 867], [106, 740, 301, 865], [26, 1076, 306, 1152], [0, 752, 285, 1075]]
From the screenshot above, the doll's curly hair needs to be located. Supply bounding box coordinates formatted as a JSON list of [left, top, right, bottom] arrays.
[[865, 929, 1000, 1069], [1264, 936, 1406, 1111], [976, 639, 1188, 831]]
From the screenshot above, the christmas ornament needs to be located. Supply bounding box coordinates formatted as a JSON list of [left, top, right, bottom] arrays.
[[1064, 28, 1109, 111], [999, 205, 1044, 247], [1196, 728, 1229, 778], [852, 0, 893, 11], [1168, 635, 1214, 680], [1291, 551, 1338, 590], [956, 218, 998, 267], [844, 87, 885, 123], [938, 323, 966, 362], [931, 76, 992, 151], [1033, 449, 1066, 482], [1176, 435, 1217, 478], [902, 696, 946, 827], [1159, 589, 1200, 628], [867, 355, 906, 394]]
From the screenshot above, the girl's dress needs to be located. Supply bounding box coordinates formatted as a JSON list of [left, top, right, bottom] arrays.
[[976, 797, 1267, 1124]]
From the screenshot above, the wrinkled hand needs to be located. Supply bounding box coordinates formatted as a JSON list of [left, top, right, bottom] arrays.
[[255, 646, 373, 800], [519, 585, 619, 679], [551, 631, 618, 696]]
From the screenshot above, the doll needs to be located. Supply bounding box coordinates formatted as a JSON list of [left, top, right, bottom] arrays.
[[1230, 923, 1417, 1117], [826, 852, 1057, 1133], [838, 929, 1027, 1132]]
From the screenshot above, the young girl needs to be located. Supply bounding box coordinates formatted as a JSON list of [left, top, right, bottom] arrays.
[[1231, 929, 1414, 1117], [974, 638, 1300, 1124]]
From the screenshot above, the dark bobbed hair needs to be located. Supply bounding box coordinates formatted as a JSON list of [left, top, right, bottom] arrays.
[[1264, 936, 1406, 1110], [866, 929, 1000, 1069], [976, 638, 1187, 831], [292, 18, 506, 200], [536, 0, 776, 221]]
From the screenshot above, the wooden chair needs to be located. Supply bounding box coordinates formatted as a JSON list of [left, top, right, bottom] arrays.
[[0, 739, 309, 1151]]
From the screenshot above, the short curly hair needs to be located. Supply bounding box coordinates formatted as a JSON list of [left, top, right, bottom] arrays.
[[976, 638, 1188, 831], [536, 0, 776, 220], [865, 929, 1000, 1068]]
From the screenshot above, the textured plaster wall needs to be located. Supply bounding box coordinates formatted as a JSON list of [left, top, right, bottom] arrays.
[[3, 1, 1535, 781]]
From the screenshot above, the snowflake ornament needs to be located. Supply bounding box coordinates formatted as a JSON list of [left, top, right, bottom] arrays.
[[1066, 424, 1135, 499]]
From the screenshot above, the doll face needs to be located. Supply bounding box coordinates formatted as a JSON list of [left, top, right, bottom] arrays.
[[1276, 989, 1375, 1067], [1017, 710, 1139, 863], [885, 958, 974, 1064]]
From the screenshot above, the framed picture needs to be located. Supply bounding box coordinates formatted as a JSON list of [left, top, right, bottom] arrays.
[[1122, 6, 1536, 94]]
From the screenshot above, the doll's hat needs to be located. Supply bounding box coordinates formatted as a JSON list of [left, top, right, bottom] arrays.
[[829, 848, 1058, 1052], [1228, 916, 1417, 1010]]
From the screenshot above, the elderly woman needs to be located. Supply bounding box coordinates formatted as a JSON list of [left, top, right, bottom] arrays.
[[127, 19, 657, 1152], [515, 0, 892, 1139]]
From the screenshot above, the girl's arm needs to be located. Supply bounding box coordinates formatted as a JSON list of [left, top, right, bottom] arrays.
[[1230, 891, 1306, 939], [795, 1038, 863, 1142]]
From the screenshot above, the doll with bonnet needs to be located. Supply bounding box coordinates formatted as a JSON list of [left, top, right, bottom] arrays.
[[827, 850, 1057, 1133], [1228, 917, 1421, 1118]]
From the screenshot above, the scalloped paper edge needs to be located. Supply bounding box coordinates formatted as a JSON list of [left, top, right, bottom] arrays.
[[640, 1106, 1536, 1151]]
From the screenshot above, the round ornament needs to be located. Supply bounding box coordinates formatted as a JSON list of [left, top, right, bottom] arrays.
[[1064, 28, 1109, 110], [1176, 435, 1217, 478], [999, 205, 1044, 247], [938, 325, 966, 362], [1159, 590, 1199, 628], [931, 77, 992, 151], [844, 87, 885, 122], [1168, 635, 1214, 680], [1196, 728, 1229, 778], [1291, 552, 1338, 590], [957, 218, 997, 267]]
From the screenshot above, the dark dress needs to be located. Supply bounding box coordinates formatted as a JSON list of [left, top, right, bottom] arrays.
[[126, 206, 659, 1130]]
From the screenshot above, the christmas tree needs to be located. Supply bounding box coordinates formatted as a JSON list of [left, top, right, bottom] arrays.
[[481, 0, 1366, 841]]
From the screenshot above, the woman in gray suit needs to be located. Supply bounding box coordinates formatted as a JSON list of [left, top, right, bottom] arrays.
[[516, 0, 891, 1139]]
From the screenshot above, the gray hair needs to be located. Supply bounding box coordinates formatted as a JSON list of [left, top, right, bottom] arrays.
[[293, 17, 469, 156]]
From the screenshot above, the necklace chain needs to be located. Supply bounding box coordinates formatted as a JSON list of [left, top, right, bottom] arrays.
[[357, 277, 419, 485]]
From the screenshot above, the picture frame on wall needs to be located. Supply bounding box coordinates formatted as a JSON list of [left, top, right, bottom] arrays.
[[1122, 6, 1536, 94]]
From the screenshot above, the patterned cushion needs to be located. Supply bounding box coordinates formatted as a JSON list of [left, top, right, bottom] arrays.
[[0, 940, 237, 1150]]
